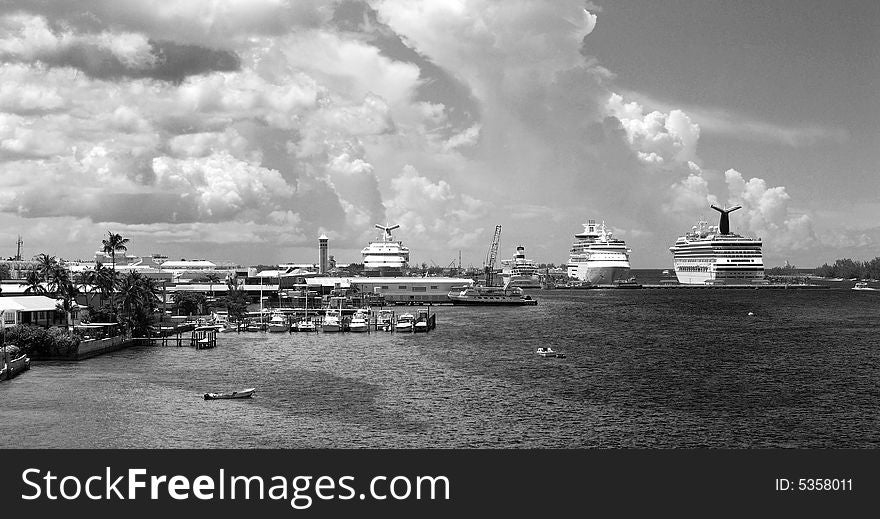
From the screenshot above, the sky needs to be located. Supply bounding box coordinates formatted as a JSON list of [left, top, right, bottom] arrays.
[[0, 0, 877, 268]]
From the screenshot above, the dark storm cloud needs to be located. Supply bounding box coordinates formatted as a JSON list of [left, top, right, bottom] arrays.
[[9, 190, 200, 224], [14, 38, 240, 82]]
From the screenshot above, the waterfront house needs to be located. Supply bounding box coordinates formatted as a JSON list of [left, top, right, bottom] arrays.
[[0, 295, 78, 328]]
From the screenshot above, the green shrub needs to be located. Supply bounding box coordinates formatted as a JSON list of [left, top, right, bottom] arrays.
[[3, 325, 81, 358]]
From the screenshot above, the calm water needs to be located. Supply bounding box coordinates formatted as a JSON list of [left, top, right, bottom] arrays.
[[2, 287, 879, 448]]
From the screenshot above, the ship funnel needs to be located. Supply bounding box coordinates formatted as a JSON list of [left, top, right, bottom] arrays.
[[374, 223, 400, 241], [710, 205, 742, 235]]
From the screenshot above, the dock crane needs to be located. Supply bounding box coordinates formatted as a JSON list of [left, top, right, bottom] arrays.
[[483, 225, 502, 286]]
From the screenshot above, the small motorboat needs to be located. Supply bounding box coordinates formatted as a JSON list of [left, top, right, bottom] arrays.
[[395, 313, 415, 332], [296, 319, 317, 332], [267, 312, 290, 332], [204, 388, 255, 400], [322, 309, 342, 332], [376, 310, 394, 331], [349, 310, 369, 333], [852, 282, 878, 291], [536, 347, 565, 358]]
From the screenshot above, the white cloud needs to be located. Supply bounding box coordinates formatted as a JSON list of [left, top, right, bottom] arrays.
[[723, 169, 817, 250], [606, 92, 700, 164], [151, 152, 294, 220]]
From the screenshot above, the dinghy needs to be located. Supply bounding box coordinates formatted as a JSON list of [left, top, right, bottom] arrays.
[[204, 388, 255, 400]]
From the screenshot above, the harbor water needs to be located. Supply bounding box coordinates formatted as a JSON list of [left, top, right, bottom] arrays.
[[1, 286, 878, 448]]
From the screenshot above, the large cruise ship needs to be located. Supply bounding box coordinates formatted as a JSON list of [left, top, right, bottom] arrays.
[[566, 219, 631, 284], [669, 205, 765, 285], [500, 246, 541, 289], [361, 224, 410, 276]]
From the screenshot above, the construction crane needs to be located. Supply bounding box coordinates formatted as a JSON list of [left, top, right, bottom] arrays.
[[483, 225, 502, 286]]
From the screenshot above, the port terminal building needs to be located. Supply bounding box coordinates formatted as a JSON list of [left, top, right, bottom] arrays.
[[307, 277, 474, 304]]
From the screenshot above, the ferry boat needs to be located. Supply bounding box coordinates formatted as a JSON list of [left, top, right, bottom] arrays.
[[447, 285, 538, 305], [500, 246, 542, 289], [566, 220, 631, 285], [669, 205, 764, 285], [361, 224, 410, 276]]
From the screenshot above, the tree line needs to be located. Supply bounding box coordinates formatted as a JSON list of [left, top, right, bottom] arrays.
[[814, 258, 880, 280]]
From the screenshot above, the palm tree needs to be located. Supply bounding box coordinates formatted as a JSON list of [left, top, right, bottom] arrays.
[[93, 263, 114, 309], [35, 253, 57, 283], [101, 231, 128, 308], [101, 231, 129, 276], [76, 270, 97, 310], [23, 268, 46, 294], [117, 272, 161, 337], [46, 263, 70, 295], [54, 276, 80, 334]]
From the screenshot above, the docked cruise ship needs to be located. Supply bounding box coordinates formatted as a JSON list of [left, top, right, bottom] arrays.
[[566, 220, 631, 284], [361, 224, 410, 276], [669, 205, 765, 285], [500, 246, 541, 289]]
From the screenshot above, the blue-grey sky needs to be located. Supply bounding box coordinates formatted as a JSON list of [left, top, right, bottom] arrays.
[[0, 0, 877, 268]]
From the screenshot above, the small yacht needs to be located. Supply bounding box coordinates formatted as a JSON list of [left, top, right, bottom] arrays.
[[536, 347, 565, 358], [322, 309, 342, 332], [267, 312, 289, 332], [349, 310, 369, 333], [852, 282, 878, 291], [395, 312, 415, 332]]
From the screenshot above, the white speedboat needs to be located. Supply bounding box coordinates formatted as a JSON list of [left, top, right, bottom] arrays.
[[322, 309, 342, 332], [395, 313, 415, 332], [267, 312, 289, 332], [349, 310, 369, 333], [852, 282, 878, 291], [536, 347, 565, 358]]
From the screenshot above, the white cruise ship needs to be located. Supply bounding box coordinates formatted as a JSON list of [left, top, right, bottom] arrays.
[[669, 205, 765, 285], [500, 246, 541, 289], [361, 224, 410, 276], [566, 220, 631, 284]]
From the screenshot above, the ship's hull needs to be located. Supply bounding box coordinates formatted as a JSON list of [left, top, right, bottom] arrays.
[[502, 275, 542, 289], [567, 264, 631, 285], [671, 257, 765, 285], [449, 297, 537, 306]]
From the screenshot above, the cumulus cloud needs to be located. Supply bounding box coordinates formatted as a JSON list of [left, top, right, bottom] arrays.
[[722, 169, 817, 250], [386, 165, 487, 249], [0, 0, 840, 266], [152, 152, 295, 221], [606, 93, 700, 164]]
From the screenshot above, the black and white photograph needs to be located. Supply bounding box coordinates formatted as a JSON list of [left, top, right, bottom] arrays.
[[0, 0, 877, 512]]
